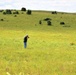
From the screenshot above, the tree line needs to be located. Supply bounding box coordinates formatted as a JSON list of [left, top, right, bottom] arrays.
[[2, 7, 32, 15]]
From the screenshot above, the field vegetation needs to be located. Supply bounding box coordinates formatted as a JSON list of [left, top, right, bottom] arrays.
[[0, 10, 76, 75]]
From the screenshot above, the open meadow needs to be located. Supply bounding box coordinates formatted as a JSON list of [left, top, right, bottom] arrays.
[[0, 10, 76, 75]]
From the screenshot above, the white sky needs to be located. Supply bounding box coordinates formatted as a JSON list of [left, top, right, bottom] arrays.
[[0, 0, 76, 12]]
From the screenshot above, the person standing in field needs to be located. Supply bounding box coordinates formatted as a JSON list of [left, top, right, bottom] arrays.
[[24, 35, 29, 48]]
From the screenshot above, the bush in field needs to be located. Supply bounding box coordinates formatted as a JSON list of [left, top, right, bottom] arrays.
[[52, 11, 57, 14], [13, 11, 19, 14], [21, 7, 26, 11], [60, 22, 65, 25], [6, 10, 12, 14], [0, 10, 3, 12], [3, 12, 6, 15], [21, 12, 24, 14], [63, 25, 70, 27], [39, 20, 42, 24], [14, 15, 17, 17], [44, 18, 51, 21], [70, 43, 75, 46], [47, 21, 51, 26], [26, 10, 32, 15], [0, 19, 4, 21]]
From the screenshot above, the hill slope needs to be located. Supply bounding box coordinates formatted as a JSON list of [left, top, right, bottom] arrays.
[[0, 10, 76, 75]]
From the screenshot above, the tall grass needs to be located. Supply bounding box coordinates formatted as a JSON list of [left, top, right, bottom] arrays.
[[0, 11, 76, 75]]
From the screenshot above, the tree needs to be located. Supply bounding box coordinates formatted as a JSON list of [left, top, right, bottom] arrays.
[[13, 11, 19, 14], [6, 10, 12, 14], [3, 12, 6, 15], [44, 18, 51, 21], [60, 22, 65, 25], [51, 11, 57, 14], [39, 20, 42, 24], [26, 10, 32, 15], [0, 10, 3, 12], [21, 7, 26, 11], [0, 19, 4, 21], [47, 21, 51, 26], [14, 15, 17, 17]]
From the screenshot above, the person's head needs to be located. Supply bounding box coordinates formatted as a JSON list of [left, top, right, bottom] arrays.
[[26, 34, 29, 38]]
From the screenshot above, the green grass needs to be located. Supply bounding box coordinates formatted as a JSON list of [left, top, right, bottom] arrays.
[[0, 11, 76, 75]]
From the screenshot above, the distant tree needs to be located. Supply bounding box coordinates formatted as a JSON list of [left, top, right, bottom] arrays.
[[21, 12, 24, 14], [0, 10, 3, 12], [60, 22, 65, 25], [21, 7, 26, 11], [52, 11, 57, 14], [39, 20, 42, 24], [6, 9, 12, 14], [0, 19, 4, 21], [14, 15, 17, 17], [26, 10, 32, 15], [44, 18, 51, 21], [47, 21, 51, 26], [3, 12, 6, 15], [13, 11, 19, 14]]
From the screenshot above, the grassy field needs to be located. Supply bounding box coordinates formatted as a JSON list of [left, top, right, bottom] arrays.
[[0, 10, 76, 75]]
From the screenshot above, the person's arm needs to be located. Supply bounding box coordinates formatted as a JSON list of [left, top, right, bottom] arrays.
[[28, 36, 29, 38]]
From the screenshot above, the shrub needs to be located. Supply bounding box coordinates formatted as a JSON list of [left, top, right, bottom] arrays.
[[52, 11, 57, 14], [0, 19, 4, 21], [63, 25, 70, 27], [6, 10, 12, 14], [26, 10, 32, 15], [14, 15, 17, 17], [0, 10, 3, 12], [21, 7, 26, 11], [39, 20, 42, 24], [3, 12, 6, 15], [70, 43, 75, 45], [47, 21, 51, 26], [60, 22, 65, 25], [13, 11, 19, 14], [21, 12, 24, 14], [44, 18, 51, 21]]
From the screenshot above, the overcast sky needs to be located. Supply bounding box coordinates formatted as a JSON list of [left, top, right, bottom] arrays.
[[0, 0, 76, 12]]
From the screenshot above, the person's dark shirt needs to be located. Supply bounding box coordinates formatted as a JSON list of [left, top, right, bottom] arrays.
[[24, 36, 29, 42]]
